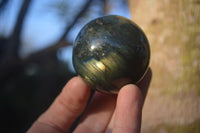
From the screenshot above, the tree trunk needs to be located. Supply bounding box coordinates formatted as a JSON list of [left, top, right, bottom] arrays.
[[129, 0, 200, 132]]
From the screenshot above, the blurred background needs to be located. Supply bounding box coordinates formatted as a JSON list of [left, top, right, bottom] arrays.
[[0, 0, 199, 132]]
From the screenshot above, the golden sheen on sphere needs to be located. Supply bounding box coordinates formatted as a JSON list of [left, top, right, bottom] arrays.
[[72, 15, 150, 94]]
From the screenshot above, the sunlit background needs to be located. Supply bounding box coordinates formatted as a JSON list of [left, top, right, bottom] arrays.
[[0, 0, 200, 133]]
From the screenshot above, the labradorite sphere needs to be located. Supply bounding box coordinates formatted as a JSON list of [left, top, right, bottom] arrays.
[[72, 15, 150, 94]]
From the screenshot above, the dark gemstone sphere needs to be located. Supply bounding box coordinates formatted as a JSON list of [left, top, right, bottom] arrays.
[[72, 15, 150, 94]]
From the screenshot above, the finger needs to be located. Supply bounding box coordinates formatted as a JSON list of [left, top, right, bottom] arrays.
[[74, 92, 117, 133], [27, 76, 91, 133], [105, 110, 116, 133], [113, 84, 143, 133], [137, 68, 152, 104], [105, 68, 152, 133]]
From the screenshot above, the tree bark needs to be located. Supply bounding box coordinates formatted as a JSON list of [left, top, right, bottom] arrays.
[[128, 0, 200, 132]]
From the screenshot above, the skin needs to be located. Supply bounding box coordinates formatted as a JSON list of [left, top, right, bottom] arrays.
[[27, 69, 152, 133]]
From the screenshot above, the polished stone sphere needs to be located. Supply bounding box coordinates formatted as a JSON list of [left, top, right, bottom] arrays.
[[72, 15, 150, 94]]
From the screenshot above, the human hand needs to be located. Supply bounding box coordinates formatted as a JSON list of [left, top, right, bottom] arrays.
[[27, 69, 152, 133]]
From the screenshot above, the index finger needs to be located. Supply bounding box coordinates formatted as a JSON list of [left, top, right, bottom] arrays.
[[27, 76, 91, 133]]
